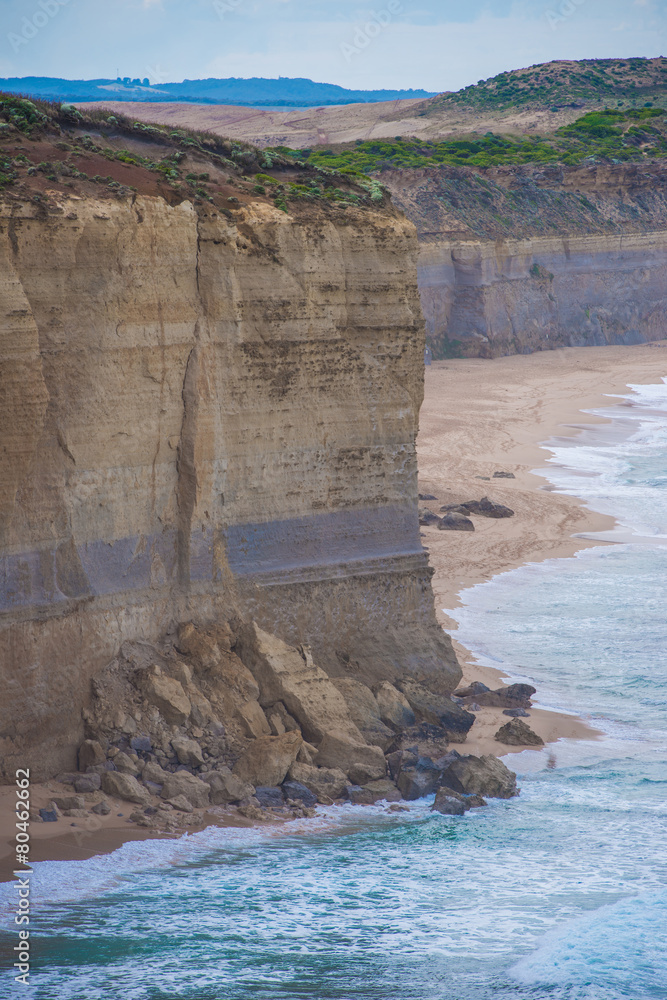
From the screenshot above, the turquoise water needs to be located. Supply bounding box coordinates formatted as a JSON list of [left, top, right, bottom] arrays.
[[1, 379, 666, 1000]]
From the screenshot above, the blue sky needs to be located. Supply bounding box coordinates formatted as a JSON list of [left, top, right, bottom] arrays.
[[2, 0, 666, 92]]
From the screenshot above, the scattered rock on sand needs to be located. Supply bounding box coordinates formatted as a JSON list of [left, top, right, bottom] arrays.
[[460, 497, 515, 518], [74, 773, 101, 794], [91, 799, 111, 816], [453, 681, 490, 699], [233, 731, 303, 787], [503, 708, 530, 718], [494, 719, 544, 746], [459, 682, 536, 709], [438, 512, 475, 532], [418, 493, 437, 501], [101, 771, 150, 804], [167, 794, 194, 813], [493, 471, 515, 479], [39, 809, 58, 823], [440, 754, 518, 799], [418, 507, 441, 526]]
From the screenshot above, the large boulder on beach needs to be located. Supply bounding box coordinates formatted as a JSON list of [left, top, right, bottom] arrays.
[[314, 730, 386, 780], [373, 682, 416, 731], [160, 771, 211, 808], [440, 754, 517, 799], [418, 507, 441, 526], [203, 767, 254, 805], [235, 623, 362, 744], [331, 678, 394, 748], [232, 731, 302, 787], [457, 682, 536, 709], [287, 761, 349, 801], [495, 719, 544, 746], [137, 665, 191, 725], [101, 771, 150, 804], [78, 739, 105, 771], [399, 680, 475, 742], [459, 496, 514, 518]]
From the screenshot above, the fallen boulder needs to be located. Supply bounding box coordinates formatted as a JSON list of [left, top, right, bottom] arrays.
[[236, 623, 363, 744], [282, 780, 318, 808], [386, 723, 453, 760], [101, 771, 150, 804], [440, 754, 517, 799], [137, 665, 191, 725], [254, 787, 284, 808], [399, 680, 475, 742], [113, 752, 139, 776], [493, 471, 515, 479], [419, 507, 441, 527], [168, 794, 194, 813], [232, 731, 303, 787], [160, 771, 211, 808], [315, 730, 386, 780], [465, 683, 536, 709], [171, 736, 205, 768], [287, 761, 349, 801], [332, 678, 393, 748], [202, 767, 253, 805], [78, 739, 105, 771], [431, 787, 467, 815], [348, 779, 401, 805], [373, 682, 416, 731], [494, 719, 544, 746], [73, 774, 101, 794]]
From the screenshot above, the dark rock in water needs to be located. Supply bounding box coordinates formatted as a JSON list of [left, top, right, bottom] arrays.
[[74, 774, 101, 794], [493, 471, 515, 479], [440, 754, 518, 799], [282, 780, 317, 808], [39, 808, 58, 823], [495, 719, 544, 747], [254, 786, 285, 808], [397, 767, 440, 801], [503, 708, 530, 718], [386, 724, 455, 760], [418, 507, 441, 526], [432, 787, 467, 816], [453, 681, 490, 699], [438, 512, 474, 532], [463, 793, 487, 808], [460, 496, 515, 518], [418, 493, 437, 501], [399, 680, 476, 742], [130, 735, 152, 754]]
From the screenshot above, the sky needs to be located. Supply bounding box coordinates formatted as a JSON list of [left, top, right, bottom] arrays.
[[1, 0, 666, 92]]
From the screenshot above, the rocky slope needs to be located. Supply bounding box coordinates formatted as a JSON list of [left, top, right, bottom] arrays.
[[0, 99, 460, 781]]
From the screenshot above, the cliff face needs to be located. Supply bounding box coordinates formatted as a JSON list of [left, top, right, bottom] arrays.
[[0, 190, 459, 779], [382, 163, 667, 357]]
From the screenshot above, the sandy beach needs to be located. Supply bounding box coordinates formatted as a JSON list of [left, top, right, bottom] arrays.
[[2, 341, 666, 879]]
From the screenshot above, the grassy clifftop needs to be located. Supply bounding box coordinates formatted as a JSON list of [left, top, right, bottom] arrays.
[[424, 57, 667, 115]]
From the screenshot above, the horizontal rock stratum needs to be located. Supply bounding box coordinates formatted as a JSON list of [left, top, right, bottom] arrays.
[[0, 112, 460, 778]]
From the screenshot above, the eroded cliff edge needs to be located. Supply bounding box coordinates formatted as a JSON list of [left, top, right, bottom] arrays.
[[0, 122, 460, 780]]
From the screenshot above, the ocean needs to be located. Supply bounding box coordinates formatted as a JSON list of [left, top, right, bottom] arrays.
[[1, 378, 666, 1000]]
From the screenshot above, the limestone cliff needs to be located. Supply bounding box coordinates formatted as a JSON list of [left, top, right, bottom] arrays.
[[0, 120, 460, 779], [382, 163, 667, 357]]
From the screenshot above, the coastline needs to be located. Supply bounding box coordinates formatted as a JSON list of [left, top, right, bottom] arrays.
[[418, 341, 667, 752], [2, 342, 666, 880]]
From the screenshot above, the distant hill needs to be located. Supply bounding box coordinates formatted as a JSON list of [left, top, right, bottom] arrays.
[[422, 56, 667, 115], [0, 76, 436, 107]]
